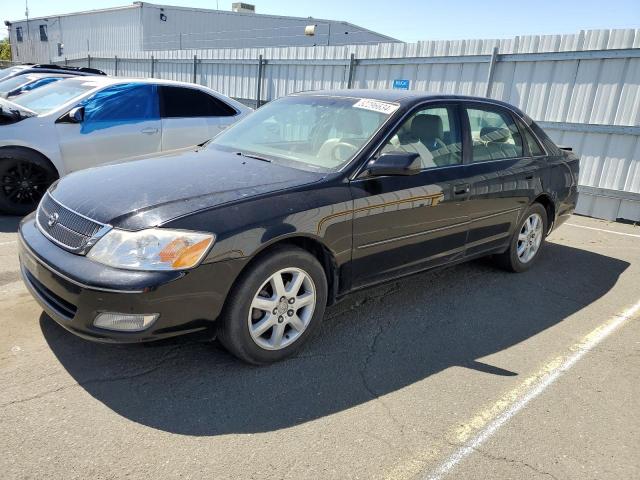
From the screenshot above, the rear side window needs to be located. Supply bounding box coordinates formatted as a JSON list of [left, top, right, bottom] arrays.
[[81, 83, 159, 133], [466, 107, 523, 162], [160, 86, 237, 118], [523, 126, 545, 156]]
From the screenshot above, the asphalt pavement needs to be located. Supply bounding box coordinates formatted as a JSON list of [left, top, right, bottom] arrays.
[[1, 214, 638, 479]]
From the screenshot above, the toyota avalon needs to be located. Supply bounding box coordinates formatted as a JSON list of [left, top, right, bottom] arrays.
[[19, 90, 579, 364]]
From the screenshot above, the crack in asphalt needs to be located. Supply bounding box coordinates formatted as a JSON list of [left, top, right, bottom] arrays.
[[0, 343, 194, 408], [356, 284, 408, 439], [471, 447, 560, 480]]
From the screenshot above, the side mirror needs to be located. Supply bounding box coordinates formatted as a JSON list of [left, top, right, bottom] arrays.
[[56, 106, 84, 124], [366, 152, 421, 177]]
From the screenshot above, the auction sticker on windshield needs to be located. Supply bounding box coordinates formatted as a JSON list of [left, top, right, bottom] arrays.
[[353, 99, 399, 115]]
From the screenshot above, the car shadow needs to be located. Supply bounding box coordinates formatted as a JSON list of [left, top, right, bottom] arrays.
[[41, 242, 628, 436]]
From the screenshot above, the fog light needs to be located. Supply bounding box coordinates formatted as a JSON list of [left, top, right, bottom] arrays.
[[93, 312, 159, 332]]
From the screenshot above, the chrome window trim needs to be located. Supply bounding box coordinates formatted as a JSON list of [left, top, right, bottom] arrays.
[[349, 97, 551, 180]]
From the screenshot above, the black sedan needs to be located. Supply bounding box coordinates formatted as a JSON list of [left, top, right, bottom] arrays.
[[19, 90, 579, 364]]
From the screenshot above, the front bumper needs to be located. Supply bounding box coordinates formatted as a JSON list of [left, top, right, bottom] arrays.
[[19, 214, 246, 342]]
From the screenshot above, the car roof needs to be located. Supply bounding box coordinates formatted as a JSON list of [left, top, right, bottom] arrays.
[[59, 76, 220, 89], [23, 73, 76, 80], [293, 89, 526, 115]]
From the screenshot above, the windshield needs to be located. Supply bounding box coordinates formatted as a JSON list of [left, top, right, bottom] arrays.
[[0, 66, 24, 81], [13, 77, 64, 96], [12, 80, 97, 114], [209, 95, 398, 171], [0, 74, 35, 95]]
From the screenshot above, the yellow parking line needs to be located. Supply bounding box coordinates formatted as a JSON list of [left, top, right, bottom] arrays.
[[422, 299, 640, 480]]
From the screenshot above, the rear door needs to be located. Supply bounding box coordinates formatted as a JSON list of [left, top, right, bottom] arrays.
[[462, 102, 543, 256], [56, 83, 161, 172], [350, 103, 473, 288], [159, 86, 239, 150]]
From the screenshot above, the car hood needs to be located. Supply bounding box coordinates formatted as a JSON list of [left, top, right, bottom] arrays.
[[49, 148, 326, 230]]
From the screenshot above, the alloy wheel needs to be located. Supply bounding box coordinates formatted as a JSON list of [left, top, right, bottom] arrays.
[[517, 213, 543, 263], [247, 267, 316, 350], [1, 161, 53, 207]]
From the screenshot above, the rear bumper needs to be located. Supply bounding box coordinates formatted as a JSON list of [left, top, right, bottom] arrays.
[[19, 214, 246, 343]]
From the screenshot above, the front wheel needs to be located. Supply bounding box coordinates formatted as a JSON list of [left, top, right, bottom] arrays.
[[0, 149, 57, 216], [218, 246, 328, 364], [494, 203, 547, 273]]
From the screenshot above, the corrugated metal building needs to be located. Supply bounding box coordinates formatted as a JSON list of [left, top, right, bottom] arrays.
[[5, 2, 399, 63]]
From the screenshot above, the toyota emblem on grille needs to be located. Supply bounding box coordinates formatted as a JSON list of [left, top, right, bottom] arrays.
[[47, 212, 59, 227]]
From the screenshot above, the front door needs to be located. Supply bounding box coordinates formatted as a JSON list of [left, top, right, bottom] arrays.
[[56, 83, 161, 172], [350, 104, 472, 288]]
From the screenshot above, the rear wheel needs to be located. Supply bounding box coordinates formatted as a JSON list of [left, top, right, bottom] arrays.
[[218, 246, 328, 364], [494, 203, 547, 272], [0, 149, 57, 216]]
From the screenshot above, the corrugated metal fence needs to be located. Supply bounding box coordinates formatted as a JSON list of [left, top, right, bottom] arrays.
[[59, 28, 640, 221]]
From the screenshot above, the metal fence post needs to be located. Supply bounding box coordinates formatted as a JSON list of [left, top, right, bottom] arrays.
[[87, 54, 91, 68], [114, 55, 118, 76], [193, 54, 198, 84], [484, 46, 499, 98], [64, 57, 68, 66], [347, 53, 357, 89], [256, 54, 264, 108], [151, 55, 155, 78]]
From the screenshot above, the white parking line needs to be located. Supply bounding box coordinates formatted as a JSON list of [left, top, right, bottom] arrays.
[[424, 299, 640, 480], [565, 223, 640, 238], [0, 240, 17, 246]]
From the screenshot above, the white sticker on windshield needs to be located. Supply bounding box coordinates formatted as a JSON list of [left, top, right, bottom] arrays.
[[353, 99, 399, 115]]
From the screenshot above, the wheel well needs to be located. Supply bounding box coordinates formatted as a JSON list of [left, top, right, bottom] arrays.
[[0, 146, 60, 178], [249, 237, 339, 306], [533, 194, 555, 234]]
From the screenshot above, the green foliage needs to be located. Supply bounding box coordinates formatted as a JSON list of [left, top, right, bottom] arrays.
[[0, 38, 12, 61]]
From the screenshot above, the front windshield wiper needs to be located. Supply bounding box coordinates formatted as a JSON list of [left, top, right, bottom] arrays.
[[235, 151, 272, 163]]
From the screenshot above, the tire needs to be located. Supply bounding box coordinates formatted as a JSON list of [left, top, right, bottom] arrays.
[[494, 203, 548, 273], [218, 246, 328, 364], [0, 149, 58, 216]]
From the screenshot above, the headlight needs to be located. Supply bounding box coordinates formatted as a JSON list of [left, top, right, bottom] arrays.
[[87, 228, 215, 271]]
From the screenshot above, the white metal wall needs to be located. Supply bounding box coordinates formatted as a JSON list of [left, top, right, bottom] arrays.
[[7, 3, 397, 63], [8, 6, 143, 63], [140, 3, 397, 50], [39, 28, 640, 221]]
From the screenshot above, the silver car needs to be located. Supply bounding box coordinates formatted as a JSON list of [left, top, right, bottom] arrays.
[[0, 77, 251, 214]]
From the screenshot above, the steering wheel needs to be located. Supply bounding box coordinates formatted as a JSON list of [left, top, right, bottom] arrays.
[[331, 142, 357, 162]]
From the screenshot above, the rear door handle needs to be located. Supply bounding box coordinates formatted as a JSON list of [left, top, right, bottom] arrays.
[[141, 127, 159, 135], [453, 183, 470, 196]]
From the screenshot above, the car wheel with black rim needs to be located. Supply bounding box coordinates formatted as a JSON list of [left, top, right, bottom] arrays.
[[0, 149, 58, 216], [494, 203, 548, 273], [218, 246, 328, 364]]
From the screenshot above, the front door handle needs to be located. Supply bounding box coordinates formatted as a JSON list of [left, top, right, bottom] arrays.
[[140, 127, 159, 135], [453, 183, 470, 196]]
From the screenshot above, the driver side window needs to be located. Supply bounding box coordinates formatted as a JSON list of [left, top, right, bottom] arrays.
[[380, 106, 462, 169]]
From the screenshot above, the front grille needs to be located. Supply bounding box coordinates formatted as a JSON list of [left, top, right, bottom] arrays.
[[36, 193, 106, 253], [23, 267, 77, 320]]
